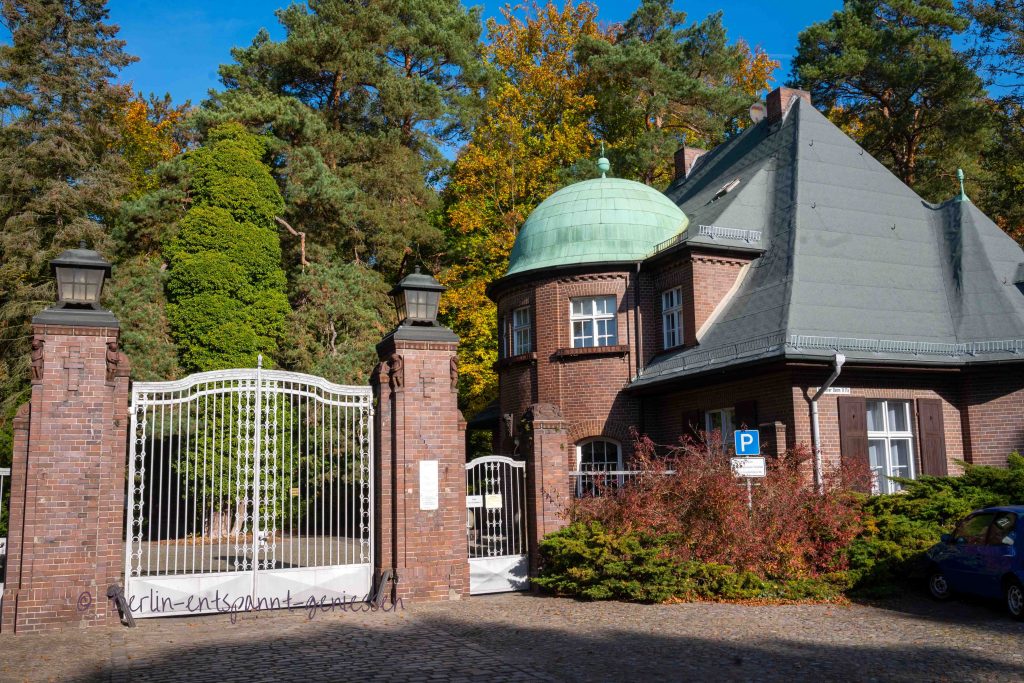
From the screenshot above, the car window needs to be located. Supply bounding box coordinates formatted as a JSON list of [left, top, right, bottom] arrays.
[[954, 513, 996, 544], [985, 512, 1018, 546]]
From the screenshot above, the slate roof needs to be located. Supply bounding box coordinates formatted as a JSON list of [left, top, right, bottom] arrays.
[[632, 98, 1024, 389]]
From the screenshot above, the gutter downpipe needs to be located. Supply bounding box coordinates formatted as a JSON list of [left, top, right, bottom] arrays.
[[810, 353, 845, 494]]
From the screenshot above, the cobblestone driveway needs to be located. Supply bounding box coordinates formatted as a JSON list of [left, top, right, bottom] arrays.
[[2, 593, 1023, 682]]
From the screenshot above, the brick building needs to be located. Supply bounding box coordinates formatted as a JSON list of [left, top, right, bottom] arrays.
[[480, 87, 1024, 494]]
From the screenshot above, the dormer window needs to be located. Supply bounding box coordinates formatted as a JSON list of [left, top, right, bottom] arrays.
[[662, 287, 683, 349], [570, 296, 617, 348]]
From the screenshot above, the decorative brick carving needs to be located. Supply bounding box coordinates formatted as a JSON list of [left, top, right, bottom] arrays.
[[389, 353, 404, 391], [63, 346, 84, 392], [524, 402, 563, 422], [449, 355, 458, 391], [105, 340, 130, 383], [29, 338, 44, 383]]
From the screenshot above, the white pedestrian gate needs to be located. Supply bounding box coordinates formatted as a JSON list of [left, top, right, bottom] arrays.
[[465, 456, 528, 594], [125, 360, 373, 618]]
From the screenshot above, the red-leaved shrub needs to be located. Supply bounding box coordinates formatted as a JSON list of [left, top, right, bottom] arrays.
[[569, 432, 866, 580]]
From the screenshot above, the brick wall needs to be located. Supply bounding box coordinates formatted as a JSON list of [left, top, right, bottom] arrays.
[[374, 333, 468, 603], [962, 366, 1024, 466], [643, 249, 752, 353], [521, 404, 570, 574], [494, 268, 642, 458], [641, 369, 795, 455], [1, 323, 130, 633], [789, 367, 966, 478]]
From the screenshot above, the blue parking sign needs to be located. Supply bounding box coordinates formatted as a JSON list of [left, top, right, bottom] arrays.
[[734, 429, 760, 456]]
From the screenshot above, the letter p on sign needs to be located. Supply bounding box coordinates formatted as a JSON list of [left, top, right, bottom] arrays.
[[735, 429, 760, 456]]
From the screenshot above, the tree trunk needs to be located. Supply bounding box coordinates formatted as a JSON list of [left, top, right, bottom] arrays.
[[205, 506, 232, 540], [229, 499, 247, 536]]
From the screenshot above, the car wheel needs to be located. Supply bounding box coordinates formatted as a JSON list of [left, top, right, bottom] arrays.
[[928, 570, 952, 601], [1006, 579, 1024, 620]]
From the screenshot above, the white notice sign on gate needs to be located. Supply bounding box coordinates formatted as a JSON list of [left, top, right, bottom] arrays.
[[420, 460, 439, 510]]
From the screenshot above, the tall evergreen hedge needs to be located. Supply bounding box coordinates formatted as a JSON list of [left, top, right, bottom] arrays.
[[165, 123, 289, 371]]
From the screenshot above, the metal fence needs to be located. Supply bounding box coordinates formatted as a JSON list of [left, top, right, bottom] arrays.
[[570, 470, 643, 498]]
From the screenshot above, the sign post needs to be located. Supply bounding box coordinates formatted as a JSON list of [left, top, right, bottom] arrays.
[[731, 430, 765, 511]]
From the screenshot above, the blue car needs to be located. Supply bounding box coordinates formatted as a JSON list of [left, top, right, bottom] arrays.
[[926, 505, 1024, 619]]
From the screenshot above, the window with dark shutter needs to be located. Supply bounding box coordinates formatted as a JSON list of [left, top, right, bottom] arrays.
[[916, 398, 948, 476], [838, 396, 870, 492]]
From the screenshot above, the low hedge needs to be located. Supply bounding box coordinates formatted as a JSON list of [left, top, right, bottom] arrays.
[[846, 451, 1024, 596], [535, 521, 849, 603], [536, 451, 1024, 604]]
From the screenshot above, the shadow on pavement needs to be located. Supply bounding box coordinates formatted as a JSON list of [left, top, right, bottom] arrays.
[[61, 593, 1024, 683]]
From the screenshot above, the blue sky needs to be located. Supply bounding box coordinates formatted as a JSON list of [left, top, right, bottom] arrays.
[[109, 1, 843, 105]]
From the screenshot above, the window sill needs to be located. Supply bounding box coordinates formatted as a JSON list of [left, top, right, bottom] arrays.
[[494, 352, 537, 369], [553, 345, 630, 359]]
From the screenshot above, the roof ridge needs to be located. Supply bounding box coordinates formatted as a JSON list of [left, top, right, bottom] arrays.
[[776, 99, 804, 340]]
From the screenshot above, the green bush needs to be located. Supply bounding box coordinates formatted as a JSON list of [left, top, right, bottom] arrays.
[[165, 123, 289, 371], [847, 453, 1024, 596], [534, 522, 680, 602], [538, 452, 1024, 603], [535, 522, 848, 604]]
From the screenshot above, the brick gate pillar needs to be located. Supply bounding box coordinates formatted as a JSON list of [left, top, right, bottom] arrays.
[[521, 403, 570, 576], [1, 306, 130, 633], [373, 324, 468, 602]]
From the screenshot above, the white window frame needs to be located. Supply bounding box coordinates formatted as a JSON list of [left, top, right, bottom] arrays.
[[575, 438, 623, 471], [574, 438, 624, 497], [570, 295, 617, 348], [511, 306, 531, 356], [661, 286, 683, 349], [866, 399, 916, 495], [705, 407, 736, 452], [498, 314, 507, 359]]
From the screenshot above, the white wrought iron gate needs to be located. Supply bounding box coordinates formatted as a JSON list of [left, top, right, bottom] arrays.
[[125, 360, 373, 618], [466, 456, 528, 595]]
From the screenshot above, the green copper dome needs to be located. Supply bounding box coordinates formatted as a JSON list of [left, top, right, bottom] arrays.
[[506, 177, 688, 276]]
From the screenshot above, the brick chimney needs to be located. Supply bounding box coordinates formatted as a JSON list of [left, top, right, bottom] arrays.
[[766, 86, 812, 124], [674, 146, 707, 180]]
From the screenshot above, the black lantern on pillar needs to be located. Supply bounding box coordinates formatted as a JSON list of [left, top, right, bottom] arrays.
[[389, 266, 446, 326], [51, 241, 112, 308]]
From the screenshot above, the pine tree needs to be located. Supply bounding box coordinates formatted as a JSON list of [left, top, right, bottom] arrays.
[[0, 0, 136, 458], [964, 0, 1024, 103], [581, 0, 774, 187], [200, 0, 486, 276], [438, 0, 607, 417], [792, 0, 992, 200]]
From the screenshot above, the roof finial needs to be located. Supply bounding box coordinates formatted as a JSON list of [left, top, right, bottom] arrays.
[[957, 168, 969, 203], [597, 141, 610, 178]]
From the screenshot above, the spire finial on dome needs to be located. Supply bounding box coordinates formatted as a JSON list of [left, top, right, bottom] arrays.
[[597, 141, 610, 178], [956, 168, 969, 203]]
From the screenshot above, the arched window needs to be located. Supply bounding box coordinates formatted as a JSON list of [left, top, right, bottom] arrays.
[[574, 438, 623, 497]]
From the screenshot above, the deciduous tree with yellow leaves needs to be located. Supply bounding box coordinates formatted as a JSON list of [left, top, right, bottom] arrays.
[[439, 1, 607, 418], [440, 0, 777, 420]]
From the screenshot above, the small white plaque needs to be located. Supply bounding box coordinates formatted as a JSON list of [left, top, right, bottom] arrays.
[[823, 386, 851, 395], [731, 456, 766, 478], [419, 460, 439, 510], [466, 495, 483, 508], [484, 493, 503, 509]]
